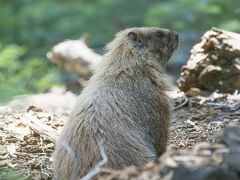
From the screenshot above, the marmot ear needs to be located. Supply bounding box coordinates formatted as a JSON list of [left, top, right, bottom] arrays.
[[128, 32, 138, 41]]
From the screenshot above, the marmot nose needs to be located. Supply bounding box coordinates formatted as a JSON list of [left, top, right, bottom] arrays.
[[175, 33, 179, 43], [170, 31, 179, 49], [171, 31, 178, 43], [169, 31, 178, 42]]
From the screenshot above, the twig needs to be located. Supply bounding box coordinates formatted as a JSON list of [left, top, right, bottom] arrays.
[[20, 113, 57, 142], [172, 96, 188, 110], [184, 118, 200, 131], [205, 102, 240, 111]]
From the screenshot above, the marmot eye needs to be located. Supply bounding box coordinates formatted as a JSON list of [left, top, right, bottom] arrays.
[[156, 31, 164, 38]]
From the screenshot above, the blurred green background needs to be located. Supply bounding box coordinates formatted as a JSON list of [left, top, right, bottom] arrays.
[[0, 0, 239, 103]]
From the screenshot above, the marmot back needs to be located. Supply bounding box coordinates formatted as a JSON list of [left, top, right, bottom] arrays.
[[53, 27, 178, 180]]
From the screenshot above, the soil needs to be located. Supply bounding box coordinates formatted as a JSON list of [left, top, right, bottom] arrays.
[[0, 90, 240, 179]]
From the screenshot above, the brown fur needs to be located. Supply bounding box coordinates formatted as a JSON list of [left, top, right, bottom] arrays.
[[53, 27, 178, 179]]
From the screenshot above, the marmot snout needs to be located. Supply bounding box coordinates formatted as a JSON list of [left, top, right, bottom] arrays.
[[53, 27, 178, 180]]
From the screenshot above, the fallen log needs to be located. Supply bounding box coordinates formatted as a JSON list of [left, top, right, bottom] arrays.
[[177, 28, 240, 93], [47, 34, 102, 80]]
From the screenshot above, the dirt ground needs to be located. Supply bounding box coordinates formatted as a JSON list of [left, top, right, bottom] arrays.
[[0, 90, 240, 179]]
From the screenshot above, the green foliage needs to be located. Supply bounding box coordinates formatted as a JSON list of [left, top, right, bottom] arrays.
[[145, 0, 240, 32], [0, 0, 239, 102], [0, 0, 239, 48], [0, 44, 60, 103], [0, 168, 30, 180]]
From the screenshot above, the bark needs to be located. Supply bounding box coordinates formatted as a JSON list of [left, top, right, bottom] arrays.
[[177, 28, 240, 93], [47, 34, 102, 80], [21, 113, 57, 142]]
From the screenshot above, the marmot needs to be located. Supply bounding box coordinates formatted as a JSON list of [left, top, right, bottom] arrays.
[[53, 27, 178, 180]]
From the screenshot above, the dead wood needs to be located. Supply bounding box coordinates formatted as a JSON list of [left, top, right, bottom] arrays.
[[20, 112, 57, 142], [47, 34, 102, 80], [177, 28, 240, 93]]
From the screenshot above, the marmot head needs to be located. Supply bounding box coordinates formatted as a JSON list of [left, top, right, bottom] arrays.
[[106, 27, 178, 66]]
